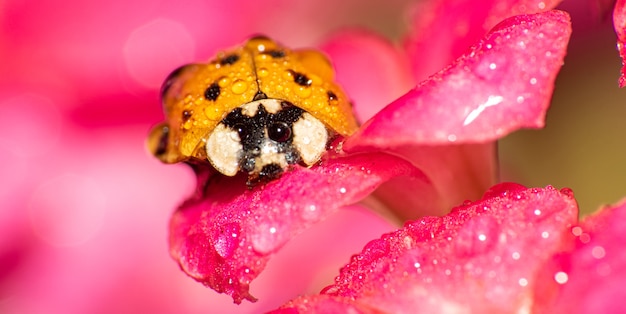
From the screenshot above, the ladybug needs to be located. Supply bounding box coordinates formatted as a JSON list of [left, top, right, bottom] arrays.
[[147, 35, 358, 185]]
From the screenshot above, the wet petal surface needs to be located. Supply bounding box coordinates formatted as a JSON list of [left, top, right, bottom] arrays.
[[277, 184, 579, 312], [169, 152, 427, 303], [404, 0, 563, 81], [345, 10, 572, 151], [533, 199, 626, 313]]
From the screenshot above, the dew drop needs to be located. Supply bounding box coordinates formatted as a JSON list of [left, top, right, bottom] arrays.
[[250, 222, 285, 254], [213, 223, 240, 258], [454, 215, 499, 257], [295, 86, 312, 98], [301, 204, 321, 221], [529, 77, 537, 85], [512, 251, 521, 260], [339, 187, 347, 194], [231, 80, 248, 94], [258, 67, 269, 77], [363, 240, 389, 260], [218, 77, 230, 87], [560, 188, 574, 198], [482, 182, 526, 199], [204, 106, 222, 120]]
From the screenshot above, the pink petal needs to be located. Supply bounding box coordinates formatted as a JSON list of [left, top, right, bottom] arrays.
[[345, 10, 572, 151], [532, 199, 626, 313], [271, 295, 378, 314], [373, 143, 498, 218], [277, 184, 579, 312], [404, 0, 563, 81], [169, 152, 427, 303], [614, 0, 626, 87], [319, 30, 414, 122]]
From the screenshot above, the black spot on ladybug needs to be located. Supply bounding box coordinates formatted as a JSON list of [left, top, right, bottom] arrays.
[[204, 83, 221, 101], [220, 54, 240, 65], [182, 110, 193, 122], [259, 163, 283, 181], [249, 34, 271, 41], [327, 91, 338, 101], [160, 64, 193, 101], [154, 125, 169, 156], [291, 71, 312, 86], [264, 50, 285, 58]]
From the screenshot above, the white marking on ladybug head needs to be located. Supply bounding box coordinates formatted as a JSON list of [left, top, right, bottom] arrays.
[[292, 112, 329, 165], [205, 124, 242, 176], [240, 99, 282, 116]]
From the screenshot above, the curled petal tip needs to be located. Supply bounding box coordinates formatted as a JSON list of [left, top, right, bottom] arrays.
[[345, 10, 572, 151], [614, 0, 626, 87]]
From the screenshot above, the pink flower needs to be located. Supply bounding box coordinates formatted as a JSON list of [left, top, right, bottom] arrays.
[[168, 1, 573, 305], [1, 0, 624, 313]]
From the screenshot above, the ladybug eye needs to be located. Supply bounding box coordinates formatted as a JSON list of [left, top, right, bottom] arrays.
[[268, 122, 291, 142], [233, 123, 248, 139]]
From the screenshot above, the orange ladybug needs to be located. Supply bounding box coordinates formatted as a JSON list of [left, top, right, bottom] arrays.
[[148, 35, 358, 184]]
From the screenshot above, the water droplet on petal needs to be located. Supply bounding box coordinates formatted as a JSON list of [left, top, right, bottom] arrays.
[[560, 188, 574, 198], [483, 182, 526, 199], [301, 204, 321, 221], [213, 223, 240, 258], [250, 222, 285, 254], [454, 215, 499, 257]]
